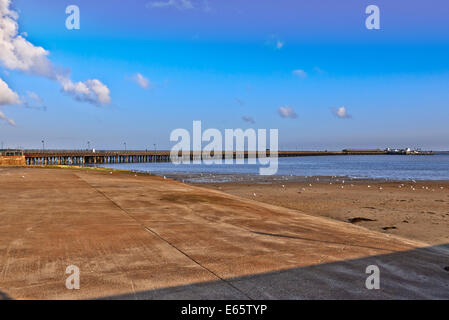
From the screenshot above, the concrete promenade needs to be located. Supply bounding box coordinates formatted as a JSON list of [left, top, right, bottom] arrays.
[[0, 167, 448, 299]]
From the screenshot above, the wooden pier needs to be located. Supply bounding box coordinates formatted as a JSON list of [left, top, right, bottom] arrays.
[[21, 149, 433, 166], [24, 150, 172, 166], [23, 150, 339, 166]]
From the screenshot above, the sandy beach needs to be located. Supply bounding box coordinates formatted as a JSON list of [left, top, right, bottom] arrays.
[[0, 167, 448, 299], [190, 175, 449, 245]]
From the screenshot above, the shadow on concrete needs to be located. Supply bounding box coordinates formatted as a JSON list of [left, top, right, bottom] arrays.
[[0, 291, 13, 300], [99, 243, 449, 300]]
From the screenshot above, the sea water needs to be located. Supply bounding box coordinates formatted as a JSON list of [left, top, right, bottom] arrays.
[[94, 154, 449, 181]]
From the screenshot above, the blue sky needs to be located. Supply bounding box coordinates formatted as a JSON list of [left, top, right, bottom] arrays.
[[1, 0, 449, 150]]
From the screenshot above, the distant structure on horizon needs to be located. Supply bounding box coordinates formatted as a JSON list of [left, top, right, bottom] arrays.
[[385, 147, 433, 155], [342, 148, 433, 155]]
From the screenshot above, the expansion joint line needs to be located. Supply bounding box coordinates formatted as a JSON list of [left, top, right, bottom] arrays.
[[77, 175, 252, 300]]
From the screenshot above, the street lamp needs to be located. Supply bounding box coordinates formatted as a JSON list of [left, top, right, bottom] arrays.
[[87, 141, 91, 150], [124, 142, 127, 151], [41, 140, 45, 151]]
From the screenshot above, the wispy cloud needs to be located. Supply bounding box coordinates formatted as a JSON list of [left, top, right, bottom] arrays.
[[242, 116, 255, 124], [146, 0, 213, 12], [27, 91, 43, 104], [203, 0, 212, 12], [24, 91, 46, 111], [0, 110, 15, 126], [266, 35, 284, 50], [0, 77, 18, 126], [292, 69, 307, 79], [235, 97, 245, 106], [0, 77, 19, 125], [0, 0, 111, 106], [278, 106, 297, 119], [146, 0, 194, 10], [331, 106, 352, 119], [0, 78, 49, 124], [276, 40, 284, 50], [131, 73, 151, 90], [314, 66, 326, 75]]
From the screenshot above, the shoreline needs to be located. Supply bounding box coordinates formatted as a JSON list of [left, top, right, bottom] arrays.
[[155, 172, 449, 184], [186, 174, 449, 245], [13, 165, 449, 184], [88, 152, 449, 182]]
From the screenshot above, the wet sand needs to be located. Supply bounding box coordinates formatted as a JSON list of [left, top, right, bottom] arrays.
[[1, 167, 448, 299], [189, 175, 449, 245]]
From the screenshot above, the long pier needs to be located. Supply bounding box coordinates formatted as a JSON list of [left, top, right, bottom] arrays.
[[23, 150, 341, 166], [24, 150, 172, 166], [22, 149, 432, 166]]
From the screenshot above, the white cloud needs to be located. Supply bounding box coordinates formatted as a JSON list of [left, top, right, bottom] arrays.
[[57, 76, 111, 105], [0, 0, 54, 77], [242, 116, 255, 124], [132, 73, 151, 89], [332, 106, 352, 119], [146, 0, 194, 10], [0, 77, 20, 106], [0, 76, 20, 125], [278, 106, 297, 119], [276, 40, 284, 50], [0, 0, 111, 106], [292, 69, 307, 79], [0, 110, 15, 126]]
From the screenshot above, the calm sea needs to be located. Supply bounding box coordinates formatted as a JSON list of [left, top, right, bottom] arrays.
[[94, 154, 449, 181]]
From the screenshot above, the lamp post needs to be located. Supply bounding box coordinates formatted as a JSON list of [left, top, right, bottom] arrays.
[[87, 141, 91, 151], [124, 142, 127, 151], [41, 140, 45, 151]]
